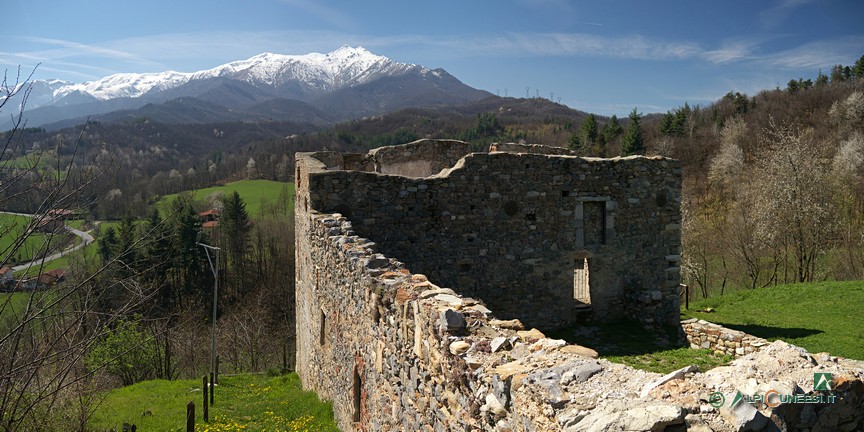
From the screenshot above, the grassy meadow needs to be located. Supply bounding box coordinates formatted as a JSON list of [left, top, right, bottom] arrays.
[[88, 373, 338, 432], [156, 180, 294, 218], [549, 280, 863, 373], [683, 280, 864, 360], [0, 213, 53, 265]]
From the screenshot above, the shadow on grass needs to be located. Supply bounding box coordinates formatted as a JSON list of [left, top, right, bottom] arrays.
[[714, 323, 823, 341], [546, 319, 683, 357]]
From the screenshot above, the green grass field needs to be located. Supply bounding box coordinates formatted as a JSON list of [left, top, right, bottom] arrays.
[[549, 280, 864, 372], [88, 373, 338, 432], [11, 220, 103, 277], [683, 280, 864, 360], [0, 213, 53, 265], [156, 180, 294, 218]]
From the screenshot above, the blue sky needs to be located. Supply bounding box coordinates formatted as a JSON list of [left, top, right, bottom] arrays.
[[2, 0, 862, 116]]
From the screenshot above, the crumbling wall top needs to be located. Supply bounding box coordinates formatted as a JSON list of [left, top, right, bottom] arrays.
[[298, 139, 473, 179], [490, 142, 578, 156]]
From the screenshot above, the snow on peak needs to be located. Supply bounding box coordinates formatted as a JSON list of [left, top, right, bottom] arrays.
[[57, 71, 191, 100], [48, 46, 423, 102]]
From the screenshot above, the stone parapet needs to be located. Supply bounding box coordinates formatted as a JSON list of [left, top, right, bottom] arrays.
[[681, 318, 769, 357]]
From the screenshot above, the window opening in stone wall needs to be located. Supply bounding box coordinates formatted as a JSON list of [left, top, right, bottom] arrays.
[[319, 309, 326, 346], [352, 367, 362, 423], [573, 258, 591, 304]]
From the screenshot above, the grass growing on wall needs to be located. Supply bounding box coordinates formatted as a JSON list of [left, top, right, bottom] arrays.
[[89, 373, 338, 432]]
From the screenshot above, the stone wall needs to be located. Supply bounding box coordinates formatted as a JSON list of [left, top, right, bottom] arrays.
[[370, 139, 473, 177], [294, 211, 678, 431], [682, 318, 769, 357], [294, 211, 864, 432], [297, 139, 682, 331], [489, 142, 577, 156]]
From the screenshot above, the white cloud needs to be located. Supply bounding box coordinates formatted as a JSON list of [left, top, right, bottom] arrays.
[[762, 36, 864, 69], [23, 37, 139, 61], [399, 32, 702, 60], [702, 39, 762, 64]]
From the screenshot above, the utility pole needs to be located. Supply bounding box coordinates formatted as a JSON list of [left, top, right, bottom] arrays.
[[198, 238, 220, 381]]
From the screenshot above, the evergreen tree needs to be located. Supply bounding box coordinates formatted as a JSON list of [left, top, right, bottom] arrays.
[[568, 133, 582, 151], [659, 112, 675, 135], [98, 227, 117, 264], [622, 108, 646, 156], [853, 55, 864, 79], [830, 64, 846, 83], [172, 199, 203, 300], [816, 70, 829, 86], [145, 208, 173, 309], [221, 191, 252, 295], [580, 114, 598, 146], [601, 115, 623, 143]]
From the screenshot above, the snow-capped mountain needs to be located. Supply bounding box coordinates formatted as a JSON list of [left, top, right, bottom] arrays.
[[6, 46, 490, 130], [50, 46, 417, 102]]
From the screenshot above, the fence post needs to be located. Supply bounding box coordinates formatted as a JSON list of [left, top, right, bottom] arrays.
[[203, 375, 209, 422], [215, 355, 220, 384], [210, 372, 215, 405], [186, 401, 195, 432]]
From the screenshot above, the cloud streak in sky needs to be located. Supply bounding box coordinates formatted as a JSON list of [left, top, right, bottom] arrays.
[[761, 36, 864, 69]]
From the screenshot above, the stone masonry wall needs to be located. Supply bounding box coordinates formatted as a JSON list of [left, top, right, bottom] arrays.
[[489, 142, 577, 156], [297, 140, 682, 331], [294, 211, 864, 432], [370, 139, 473, 177], [295, 211, 671, 431], [681, 318, 769, 357]]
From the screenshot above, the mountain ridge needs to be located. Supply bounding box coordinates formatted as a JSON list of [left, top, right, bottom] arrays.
[[6, 46, 492, 130]]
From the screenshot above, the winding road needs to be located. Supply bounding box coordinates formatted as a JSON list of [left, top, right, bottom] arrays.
[[0, 211, 95, 273]]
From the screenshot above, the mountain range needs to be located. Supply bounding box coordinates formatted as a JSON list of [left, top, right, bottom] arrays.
[[4, 46, 491, 130]]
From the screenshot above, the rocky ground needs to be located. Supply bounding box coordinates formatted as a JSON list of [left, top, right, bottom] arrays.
[[463, 319, 864, 431]]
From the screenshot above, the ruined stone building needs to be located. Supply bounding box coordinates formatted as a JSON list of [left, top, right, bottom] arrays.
[[294, 139, 683, 430]]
